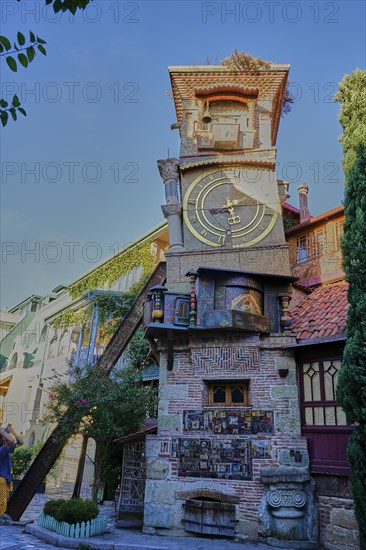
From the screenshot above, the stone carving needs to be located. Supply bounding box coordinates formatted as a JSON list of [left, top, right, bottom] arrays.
[[267, 489, 306, 508], [161, 204, 182, 218], [259, 467, 318, 549], [157, 158, 179, 182]]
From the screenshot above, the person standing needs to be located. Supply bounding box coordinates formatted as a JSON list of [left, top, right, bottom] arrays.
[[0, 424, 24, 516]]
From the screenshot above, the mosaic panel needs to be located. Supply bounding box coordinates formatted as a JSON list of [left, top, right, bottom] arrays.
[[173, 437, 271, 480], [183, 409, 273, 435]]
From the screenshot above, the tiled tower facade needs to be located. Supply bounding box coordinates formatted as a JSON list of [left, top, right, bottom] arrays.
[[143, 64, 318, 548]]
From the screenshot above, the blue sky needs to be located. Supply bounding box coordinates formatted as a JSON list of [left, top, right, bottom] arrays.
[[1, 0, 365, 308]]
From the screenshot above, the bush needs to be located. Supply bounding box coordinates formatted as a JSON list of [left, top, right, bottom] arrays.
[[11, 447, 33, 478], [43, 499, 66, 519], [54, 498, 99, 525]]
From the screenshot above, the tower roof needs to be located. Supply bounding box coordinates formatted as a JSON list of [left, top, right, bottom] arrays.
[[169, 64, 290, 146]]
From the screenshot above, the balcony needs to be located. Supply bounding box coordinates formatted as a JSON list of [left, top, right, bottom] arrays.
[[70, 346, 130, 370]]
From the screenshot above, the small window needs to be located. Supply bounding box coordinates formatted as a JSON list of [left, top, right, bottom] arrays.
[[208, 382, 249, 406], [313, 228, 327, 257], [334, 221, 344, 250], [174, 297, 190, 326], [296, 235, 310, 263], [301, 359, 348, 426]]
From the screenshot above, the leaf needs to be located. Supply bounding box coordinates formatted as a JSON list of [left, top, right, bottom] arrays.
[[18, 53, 28, 68], [45, 0, 53, 4], [37, 44, 47, 56], [11, 95, 20, 108], [18, 107, 27, 117], [6, 56, 17, 72], [26, 46, 35, 62], [0, 43, 3, 53], [37, 36, 47, 45], [9, 108, 17, 121], [30, 30, 36, 43], [0, 99, 8, 108], [17, 32, 25, 46], [11, 95, 20, 107], [0, 36, 11, 51], [1, 111, 9, 127], [53, 0, 63, 12], [13, 43, 19, 51]]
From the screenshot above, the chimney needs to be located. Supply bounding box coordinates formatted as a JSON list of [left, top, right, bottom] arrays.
[[297, 183, 311, 223]]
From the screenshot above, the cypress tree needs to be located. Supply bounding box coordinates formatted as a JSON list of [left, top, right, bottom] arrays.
[[335, 68, 366, 547], [337, 146, 366, 546]]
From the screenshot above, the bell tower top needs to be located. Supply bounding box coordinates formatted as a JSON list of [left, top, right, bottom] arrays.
[[169, 64, 289, 158]]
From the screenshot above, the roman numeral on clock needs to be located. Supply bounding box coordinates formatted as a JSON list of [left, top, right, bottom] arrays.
[[264, 205, 273, 216], [189, 215, 197, 223]]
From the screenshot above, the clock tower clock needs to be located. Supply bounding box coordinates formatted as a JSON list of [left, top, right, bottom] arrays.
[[183, 167, 278, 249]]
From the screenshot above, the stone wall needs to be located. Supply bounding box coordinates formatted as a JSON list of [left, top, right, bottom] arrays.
[[319, 496, 359, 549]]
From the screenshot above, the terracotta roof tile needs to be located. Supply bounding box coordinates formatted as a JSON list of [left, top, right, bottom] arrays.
[[290, 282, 349, 341]]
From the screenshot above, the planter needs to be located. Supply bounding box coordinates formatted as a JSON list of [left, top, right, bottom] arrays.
[[38, 513, 108, 538]]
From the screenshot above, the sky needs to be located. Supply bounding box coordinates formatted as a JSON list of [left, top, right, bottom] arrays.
[[1, 0, 365, 308]]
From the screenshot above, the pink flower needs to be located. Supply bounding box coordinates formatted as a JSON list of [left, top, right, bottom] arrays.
[[76, 398, 89, 407], [49, 392, 54, 399]]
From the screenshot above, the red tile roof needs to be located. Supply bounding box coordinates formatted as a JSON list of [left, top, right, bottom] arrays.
[[290, 282, 349, 341]]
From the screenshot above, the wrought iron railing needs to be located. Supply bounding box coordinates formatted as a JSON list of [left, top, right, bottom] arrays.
[[70, 346, 130, 370]]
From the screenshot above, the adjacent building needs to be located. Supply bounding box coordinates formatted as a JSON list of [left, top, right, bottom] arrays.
[[0, 222, 168, 489]]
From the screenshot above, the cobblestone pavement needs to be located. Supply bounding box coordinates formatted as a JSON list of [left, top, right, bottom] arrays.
[[0, 491, 283, 550]]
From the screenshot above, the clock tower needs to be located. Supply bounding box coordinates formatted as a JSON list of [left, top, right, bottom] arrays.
[[144, 62, 317, 548]]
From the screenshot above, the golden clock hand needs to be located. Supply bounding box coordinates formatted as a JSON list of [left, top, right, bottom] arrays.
[[228, 206, 241, 226]]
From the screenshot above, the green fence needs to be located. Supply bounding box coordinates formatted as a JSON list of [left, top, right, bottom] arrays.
[[38, 513, 108, 538]]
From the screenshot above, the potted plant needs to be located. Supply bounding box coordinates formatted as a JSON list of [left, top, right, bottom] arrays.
[[11, 446, 33, 491], [11, 441, 47, 493]]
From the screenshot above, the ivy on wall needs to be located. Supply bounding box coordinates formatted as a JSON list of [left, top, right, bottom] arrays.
[[53, 274, 148, 331], [68, 241, 156, 300], [54, 309, 88, 329]]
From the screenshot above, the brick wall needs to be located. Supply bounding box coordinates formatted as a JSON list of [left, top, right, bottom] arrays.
[[144, 331, 309, 539]]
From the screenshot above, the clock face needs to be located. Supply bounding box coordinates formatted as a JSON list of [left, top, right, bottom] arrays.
[[183, 168, 278, 248]]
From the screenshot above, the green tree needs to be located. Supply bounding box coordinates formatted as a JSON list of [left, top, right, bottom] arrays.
[[45, 363, 157, 501], [221, 49, 295, 115], [334, 70, 366, 177], [0, 0, 93, 126], [336, 145, 366, 547], [336, 71, 366, 546]]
